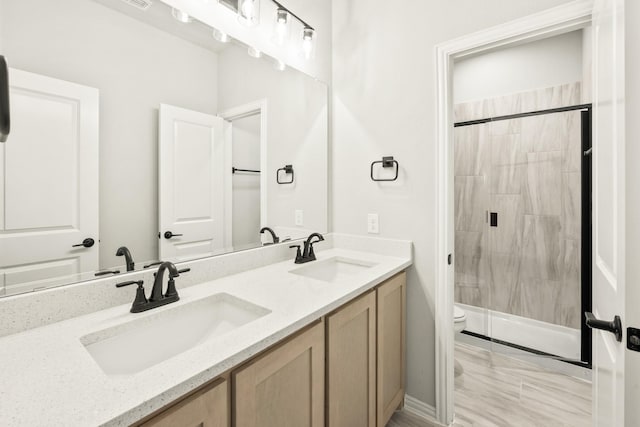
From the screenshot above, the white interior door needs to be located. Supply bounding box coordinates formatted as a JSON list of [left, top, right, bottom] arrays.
[[159, 104, 229, 262], [591, 0, 626, 425], [0, 69, 99, 294]]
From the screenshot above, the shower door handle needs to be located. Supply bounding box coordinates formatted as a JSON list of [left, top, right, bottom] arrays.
[[585, 312, 623, 342]]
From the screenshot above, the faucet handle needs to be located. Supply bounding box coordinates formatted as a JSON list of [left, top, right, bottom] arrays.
[[116, 280, 143, 288], [95, 270, 120, 277], [289, 245, 303, 263], [170, 268, 191, 278], [116, 280, 148, 313], [144, 261, 163, 269]]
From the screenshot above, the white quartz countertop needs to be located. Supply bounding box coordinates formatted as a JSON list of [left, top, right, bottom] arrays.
[[0, 247, 411, 426]]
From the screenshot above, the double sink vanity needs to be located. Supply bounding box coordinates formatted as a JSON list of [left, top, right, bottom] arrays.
[[0, 234, 412, 426], [0, 1, 411, 426]]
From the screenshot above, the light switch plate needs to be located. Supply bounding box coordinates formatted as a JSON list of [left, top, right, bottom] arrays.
[[367, 213, 379, 234], [295, 210, 303, 226]]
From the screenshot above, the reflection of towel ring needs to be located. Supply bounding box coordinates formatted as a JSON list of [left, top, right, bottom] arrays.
[[370, 156, 398, 182], [277, 165, 294, 184]]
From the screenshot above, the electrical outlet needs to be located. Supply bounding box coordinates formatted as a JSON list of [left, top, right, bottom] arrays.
[[367, 213, 379, 234], [295, 210, 304, 226]]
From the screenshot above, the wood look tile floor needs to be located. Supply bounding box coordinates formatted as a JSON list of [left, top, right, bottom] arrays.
[[453, 342, 591, 427], [385, 343, 592, 427], [387, 409, 439, 427]]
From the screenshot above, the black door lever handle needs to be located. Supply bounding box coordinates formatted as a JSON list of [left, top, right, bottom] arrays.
[[585, 312, 623, 342], [72, 238, 95, 248], [163, 231, 183, 239]]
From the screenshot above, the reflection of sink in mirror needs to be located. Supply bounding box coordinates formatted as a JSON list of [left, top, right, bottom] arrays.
[[81, 294, 270, 376], [290, 257, 378, 283]]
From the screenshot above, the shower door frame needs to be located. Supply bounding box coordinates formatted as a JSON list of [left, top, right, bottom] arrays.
[[453, 104, 593, 366], [433, 1, 594, 424]]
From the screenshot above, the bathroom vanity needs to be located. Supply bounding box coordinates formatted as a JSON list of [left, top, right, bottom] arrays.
[[138, 272, 405, 427], [0, 234, 412, 426]]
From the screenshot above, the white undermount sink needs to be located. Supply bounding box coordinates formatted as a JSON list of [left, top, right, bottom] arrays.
[[289, 256, 378, 283], [81, 293, 270, 376]]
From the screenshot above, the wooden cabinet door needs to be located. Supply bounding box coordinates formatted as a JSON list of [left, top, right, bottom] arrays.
[[141, 378, 228, 427], [376, 272, 406, 427], [233, 321, 325, 427], [326, 290, 376, 427]]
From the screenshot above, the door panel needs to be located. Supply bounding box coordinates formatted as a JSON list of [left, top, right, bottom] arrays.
[[0, 69, 99, 294], [592, 0, 626, 425], [140, 378, 228, 427], [233, 322, 325, 427], [158, 104, 229, 262], [377, 272, 406, 427], [326, 291, 376, 427]]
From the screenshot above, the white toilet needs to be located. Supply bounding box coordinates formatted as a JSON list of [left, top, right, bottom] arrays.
[[454, 304, 467, 333], [454, 305, 467, 377]]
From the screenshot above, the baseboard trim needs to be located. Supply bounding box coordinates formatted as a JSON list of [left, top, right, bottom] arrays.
[[404, 395, 443, 426]]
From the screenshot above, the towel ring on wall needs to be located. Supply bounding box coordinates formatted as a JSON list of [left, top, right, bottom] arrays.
[[277, 164, 294, 184], [370, 156, 398, 182]]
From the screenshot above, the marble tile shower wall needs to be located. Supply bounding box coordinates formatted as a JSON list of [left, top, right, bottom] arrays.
[[453, 82, 583, 330]]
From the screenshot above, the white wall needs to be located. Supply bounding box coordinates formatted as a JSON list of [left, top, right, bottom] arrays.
[[161, 0, 332, 83], [453, 30, 583, 104], [217, 44, 328, 240], [582, 27, 593, 103], [0, 0, 219, 269], [231, 113, 262, 247], [331, 0, 575, 408], [626, 0, 640, 422]]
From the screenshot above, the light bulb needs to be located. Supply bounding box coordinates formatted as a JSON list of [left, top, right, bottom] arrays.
[[212, 29, 230, 43], [171, 8, 192, 23], [301, 27, 315, 60], [238, 0, 260, 27], [273, 8, 289, 45], [248, 46, 262, 58]]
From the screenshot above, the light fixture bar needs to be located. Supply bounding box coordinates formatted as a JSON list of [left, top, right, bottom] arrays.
[[270, 0, 314, 31]]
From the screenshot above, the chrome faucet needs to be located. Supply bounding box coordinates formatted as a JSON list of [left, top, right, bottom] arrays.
[[116, 261, 190, 313], [116, 246, 135, 272], [290, 233, 324, 264]]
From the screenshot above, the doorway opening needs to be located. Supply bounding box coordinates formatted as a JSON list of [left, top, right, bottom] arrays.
[[450, 27, 594, 426], [434, 3, 597, 422]]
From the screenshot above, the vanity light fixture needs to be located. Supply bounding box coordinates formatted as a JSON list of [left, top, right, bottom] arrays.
[[271, 0, 315, 60], [273, 8, 290, 45], [238, 0, 260, 27], [248, 46, 262, 58], [171, 7, 192, 23], [301, 26, 315, 59], [212, 28, 230, 43], [217, 0, 316, 61]]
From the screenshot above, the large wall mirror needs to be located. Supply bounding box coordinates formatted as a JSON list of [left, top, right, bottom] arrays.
[[0, 0, 328, 297]]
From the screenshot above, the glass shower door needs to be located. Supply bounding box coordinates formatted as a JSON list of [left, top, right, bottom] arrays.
[[485, 107, 590, 366], [452, 122, 492, 352]]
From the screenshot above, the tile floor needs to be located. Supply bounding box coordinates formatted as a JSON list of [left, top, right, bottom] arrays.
[[454, 342, 591, 426], [387, 342, 592, 427]]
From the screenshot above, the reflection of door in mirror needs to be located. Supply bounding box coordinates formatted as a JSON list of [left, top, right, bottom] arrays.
[[0, 69, 99, 296], [158, 104, 230, 263], [230, 113, 262, 249]]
